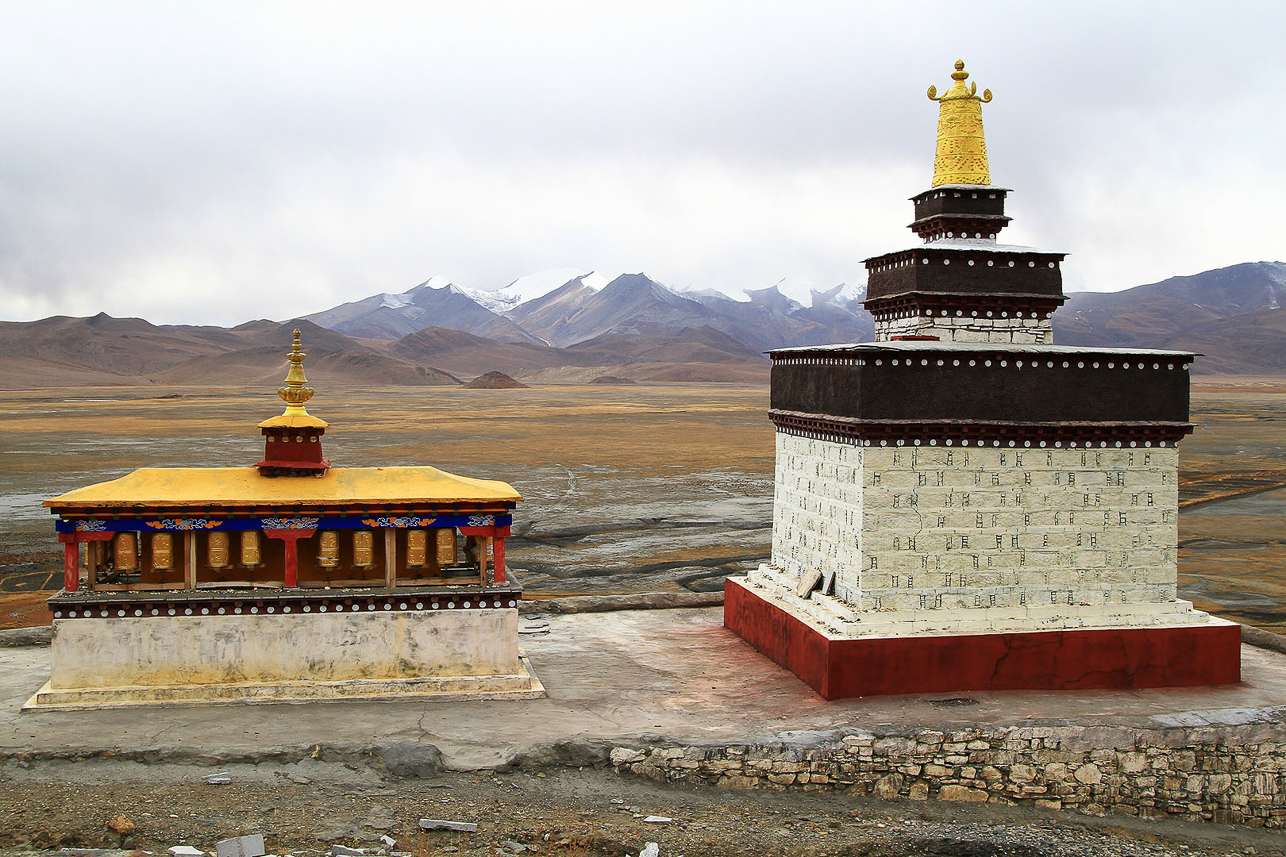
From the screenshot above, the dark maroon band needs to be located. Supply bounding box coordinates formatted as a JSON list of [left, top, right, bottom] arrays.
[[48, 585, 523, 620], [769, 409, 1193, 448]]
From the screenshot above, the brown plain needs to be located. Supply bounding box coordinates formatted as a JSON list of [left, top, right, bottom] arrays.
[[2, 378, 1285, 633]]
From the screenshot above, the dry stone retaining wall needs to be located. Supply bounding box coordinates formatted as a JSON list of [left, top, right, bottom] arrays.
[[609, 723, 1286, 828]]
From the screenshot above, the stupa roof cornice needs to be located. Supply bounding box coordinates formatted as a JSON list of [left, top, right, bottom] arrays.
[[911, 184, 1013, 197], [864, 240, 1067, 264]]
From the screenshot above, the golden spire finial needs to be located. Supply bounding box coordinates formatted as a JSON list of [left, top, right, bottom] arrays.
[[277, 328, 315, 416], [927, 59, 993, 187]]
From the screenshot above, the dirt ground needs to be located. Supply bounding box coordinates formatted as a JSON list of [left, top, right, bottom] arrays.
[[1, 762, 1282, 857]]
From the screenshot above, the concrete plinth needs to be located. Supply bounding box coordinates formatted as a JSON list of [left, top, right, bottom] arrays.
[[26, 592, 544, 709], [724, 576, 1242, 699], [25, 653, 543, 709]]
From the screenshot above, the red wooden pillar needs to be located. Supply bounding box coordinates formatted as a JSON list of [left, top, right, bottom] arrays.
[[57, 531, 113, 593], [58, 534, 79, 592], [461, 525, 509, 585], [263, 529, 315, 588], [493, 527, 508, 584]]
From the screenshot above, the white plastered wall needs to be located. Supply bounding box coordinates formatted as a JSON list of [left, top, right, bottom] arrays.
[[50, 609, 520, 690], [770, 432, 865, 604], [769, 432, 1182, 621]]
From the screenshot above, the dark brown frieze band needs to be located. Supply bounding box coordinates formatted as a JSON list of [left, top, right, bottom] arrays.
[[911, 186, 1009, 221], [769, 409, 1194, 448], [864, 291, 1066, 319], [864, 248, 1067, 303], [909, 214, 1012, 241]]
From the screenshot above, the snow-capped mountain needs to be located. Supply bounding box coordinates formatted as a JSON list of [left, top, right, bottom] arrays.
[[508, 273, 725, 347], [301, 277, 542, 343], [504, 274, 605, 346], [813, 282, 867, 308], [302, 270, 876, 349], [770, 277, 821, 307], [457, 269, 612, 315]]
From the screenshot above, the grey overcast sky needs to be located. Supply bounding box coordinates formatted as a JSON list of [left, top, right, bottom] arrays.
[[0, 1, 1281, 326]]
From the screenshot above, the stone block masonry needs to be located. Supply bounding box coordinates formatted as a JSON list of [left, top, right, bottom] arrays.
[[608, 723, 1286, 828], [874, 312, 1052, 344], [771, 432, 1181, 616]]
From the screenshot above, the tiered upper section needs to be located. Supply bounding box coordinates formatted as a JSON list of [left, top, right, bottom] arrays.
[[909, 185, 1011, 242], [863, 61, 1066, 345]]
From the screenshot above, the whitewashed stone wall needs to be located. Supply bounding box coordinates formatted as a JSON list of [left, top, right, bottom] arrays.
[[874, 313, 1052, 344], [770, 432, 864, 604], [861, 445, 1177, 613], [770, 432, 1180, 616]]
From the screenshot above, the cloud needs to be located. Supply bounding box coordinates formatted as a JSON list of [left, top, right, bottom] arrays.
[[0, 1, 1282, 325]]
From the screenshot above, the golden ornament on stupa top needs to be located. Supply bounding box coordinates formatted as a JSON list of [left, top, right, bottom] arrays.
[[278, 328, 313, 414], [927, 59, 992, 187], [258, 328, 329, 429]]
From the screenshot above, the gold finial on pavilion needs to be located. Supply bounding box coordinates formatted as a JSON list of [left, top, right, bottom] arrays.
[[927, 59, 993, 187], [277, 328, 315, 416]]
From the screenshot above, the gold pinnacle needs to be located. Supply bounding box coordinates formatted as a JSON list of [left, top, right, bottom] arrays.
[[927, 59, 993, 187], [277, 328, 315, 416]]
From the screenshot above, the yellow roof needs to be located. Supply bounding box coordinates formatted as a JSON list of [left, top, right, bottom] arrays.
[[45, 466, 521, 511]]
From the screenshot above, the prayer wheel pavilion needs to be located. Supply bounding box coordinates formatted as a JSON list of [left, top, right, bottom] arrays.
[[29, 330, 543, 708]]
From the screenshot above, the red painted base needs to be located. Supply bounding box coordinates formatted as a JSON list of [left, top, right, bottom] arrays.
[[724, 577, 1242, 699]]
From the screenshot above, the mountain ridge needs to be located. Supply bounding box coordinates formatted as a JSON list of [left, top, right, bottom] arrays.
[[4, 261, 1286, 386]]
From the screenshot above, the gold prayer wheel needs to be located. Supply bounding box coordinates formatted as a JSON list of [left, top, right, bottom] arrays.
[[114, 532, 138, 571], [151, 533, 174, 571], [406, 529, 427, 567], [240, 530, 262, 567], [353, 531, 374, 568], [436, 528, 456, 565], [207, 531, 230, 568], [318, 531, 340, 568]]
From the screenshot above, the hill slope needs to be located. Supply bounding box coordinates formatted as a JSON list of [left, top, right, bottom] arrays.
[[1055, 262, 1286, 347], [0, 316, 458, 388], [1053, 261, 1286, 372]]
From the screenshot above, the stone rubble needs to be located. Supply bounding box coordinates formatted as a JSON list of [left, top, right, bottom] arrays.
[[418, 819, 478, 834], [105, 817, 134, 837], [216, 835, 265, 857]]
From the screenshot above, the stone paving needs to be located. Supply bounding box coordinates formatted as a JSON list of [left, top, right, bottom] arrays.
[[2, 608, 1284, 770]]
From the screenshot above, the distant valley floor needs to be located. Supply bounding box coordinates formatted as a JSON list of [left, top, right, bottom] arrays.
[[3, 379, 1286, 632]]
